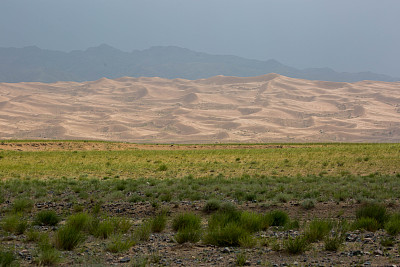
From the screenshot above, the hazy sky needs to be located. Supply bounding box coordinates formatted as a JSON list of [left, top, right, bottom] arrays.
[[1, 0, 399, 77]]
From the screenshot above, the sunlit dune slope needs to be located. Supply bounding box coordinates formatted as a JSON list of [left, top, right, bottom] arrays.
[[1, 74, 399, 143]]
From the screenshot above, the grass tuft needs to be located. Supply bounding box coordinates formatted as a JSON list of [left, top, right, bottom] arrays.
[[304, 219, 332, 243], [356, 203, 388, 228], [12, 198, 33, 213], [385, 213, 400, 236], [106, 235, 135, 253], [34, 210, 60, 226], [266, 210, 289, 227], [203, 199, 221, 214], [172, 212, 201, 232], [1, 214, 28, 235], [324, 234, 344, 251], [134, 221, 151, 242], [284, 236, 309, 254], [353, 217, 380, 232], [0, 249, 16, 267], [54, 225, 85, 250]]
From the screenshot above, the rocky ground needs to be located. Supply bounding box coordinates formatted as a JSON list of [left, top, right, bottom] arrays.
[[1, 200, 400, 266]]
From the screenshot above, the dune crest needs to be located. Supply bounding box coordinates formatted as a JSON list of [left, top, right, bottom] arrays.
[[0, 74, 399, 143]]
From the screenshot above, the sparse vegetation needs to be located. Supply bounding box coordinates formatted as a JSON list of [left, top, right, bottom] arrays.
[[134, 221, 151, 242], [266, 210, 289, 227], [356, 203, 389, 228], [0, 249, 16, 267], [0, 141, 399, 265], [106, 235, 135, 253], [324, 234, 344, 251], [172, 212, 201, 232], [1, 214, 28, 235], [304, 219, 332, 243], [54, 225, 85, 250], [284, 236, 309, 254], [34, 210, 60, 226], [385, 213, 400, 236]]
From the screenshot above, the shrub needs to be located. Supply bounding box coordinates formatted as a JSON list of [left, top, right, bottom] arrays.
[[204, 222, 250, 247], [356, 203, 388, 228], [26, 229, 42, 242], [12, 198, 33, 213], [284, 236, 309, 254], [150, 212, 167, 233], [239, 211, 263, 233], [284, 219, 300, 230], [219, 202, 237, 214], [175, 227, 202, 244], [266, 210, 289, 227], [157, 164, 168, 171], [134, 221, 151, 242], [380, 237, 395, 247], [304, 219, 332, 243], [203, 199, 221, 214], [65, 212, 93, 231], [235, 252, 247, 266], [324, 234, 344, 251], [353, 217, 380, 232], [207, 210, 241, 230], [34, 210, 60, 226], [54, 225, 85, 250], [301, 199, 315, 210], [385, 213, 400, 236], [172, 212, 201, 232], [37, 239, 61, 266], [238, 234, 257, 248], [111, 217, 132, 234], [106, 235, 135, 253], [0, 250, 16, 267], [94, 220, 114, 239], [1, 214, 28, 235]]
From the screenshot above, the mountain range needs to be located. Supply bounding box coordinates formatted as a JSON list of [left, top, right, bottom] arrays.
[[0, 44, 398, 83]]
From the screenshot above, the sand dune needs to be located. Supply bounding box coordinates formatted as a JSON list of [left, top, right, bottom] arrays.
[[0, 74, 399, 143]]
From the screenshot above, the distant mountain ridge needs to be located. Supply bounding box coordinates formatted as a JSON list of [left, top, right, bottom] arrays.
[[0, 44, 398, 83]]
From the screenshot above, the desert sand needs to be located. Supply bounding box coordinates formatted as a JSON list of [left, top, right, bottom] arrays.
[[0, 73, 399, 143]]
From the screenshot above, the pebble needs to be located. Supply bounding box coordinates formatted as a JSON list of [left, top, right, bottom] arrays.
[[374, 249, 383, 256], [222, 247, 231, 253], [119, 257, 130, 263]]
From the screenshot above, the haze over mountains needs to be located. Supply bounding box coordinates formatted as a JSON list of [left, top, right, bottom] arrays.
[[1, 74, 399, 143], [0, 45, 398, 83]]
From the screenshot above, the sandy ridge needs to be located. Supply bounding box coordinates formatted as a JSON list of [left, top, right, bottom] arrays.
[[0, 74, 399, 143]]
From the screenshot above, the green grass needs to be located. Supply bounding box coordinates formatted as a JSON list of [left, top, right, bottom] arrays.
[[202, 199, 221, 214], [0, 249, 16, 267], [324, 234, 344, 251], [36, 237, 62, 266], [175, 227, 202, 244], [304, 219, 332, 243], [106, 235, 135, 253], [150, 211, 168, 233], [353, 217, 380, 232], [284, 236, 309, 254], [1, 141, 399, 265], [266, 210, 289, 227], [1, 214, 28, 235], [356, 203, 389, 228], [172, 212, 202, 232], [34, 210, 60, 226], [0, 143, 398, 180], [134, 221, 151, 242], [385, 213, 400, 236], [54, 225, 85, 250], [12, 198, 33, 213]]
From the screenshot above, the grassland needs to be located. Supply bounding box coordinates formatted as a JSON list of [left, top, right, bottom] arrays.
[[0, 142, 400, 266]]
